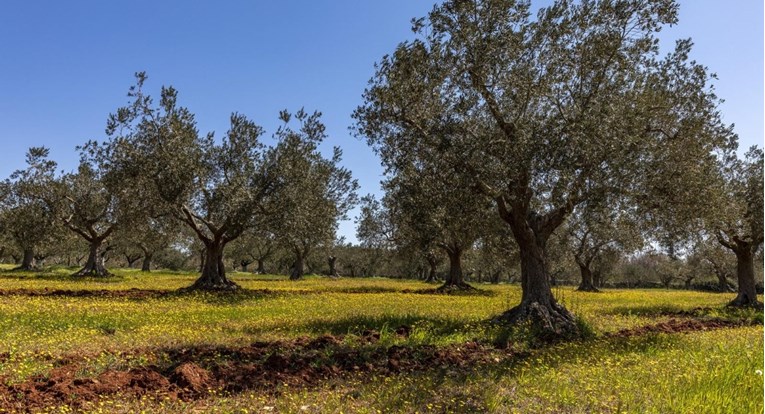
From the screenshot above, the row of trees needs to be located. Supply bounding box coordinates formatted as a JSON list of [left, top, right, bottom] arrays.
[[0, 0, 760, 339], [0, 75, 358, 289], [352, 0, 762, 337]]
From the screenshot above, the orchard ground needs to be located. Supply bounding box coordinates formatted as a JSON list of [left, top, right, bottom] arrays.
[[0, 265, 761, 413]]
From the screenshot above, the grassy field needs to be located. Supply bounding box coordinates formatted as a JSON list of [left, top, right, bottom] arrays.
[[0, 265, 761, 413]]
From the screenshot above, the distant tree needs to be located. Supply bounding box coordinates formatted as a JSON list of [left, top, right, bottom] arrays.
[[565, 205, 642, 292], [691, 238, 736, 292], [710, 147, 763, 307], [354, 0, 733, 336], [383, 160, 494, 290], [269, 109, 359, 281], [0, 147, 60, 270], [52, 162, 125, 277], [95, 73, 282, 290]]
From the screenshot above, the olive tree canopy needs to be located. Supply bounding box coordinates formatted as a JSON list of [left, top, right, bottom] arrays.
[[354, 0, 733, 337]]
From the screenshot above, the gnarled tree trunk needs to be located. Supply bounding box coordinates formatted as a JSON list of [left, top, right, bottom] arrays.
[[125, 254, 141, 268], [576, 260, 599, 292], [256, 258, 266, 274], [494, 221, 578, 339], [327, 256, 339, 277], [73, 239, 111, 277], [290, 254, 305, 281], [729, 246, 761, 307], [188, 239, 238, 290], [141, 252, 153, 272], [15, 248, 37, 271], [425, 254, 438, 283], [438, 247, 473, 291]]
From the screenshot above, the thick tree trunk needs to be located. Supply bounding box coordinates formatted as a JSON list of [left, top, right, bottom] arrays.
[[327, 256, 339, 277], [141, 253, 153, 272], [14, 248, 37, 271], [73, 240, 111, 277], [715, 271, 734, 293], [239, 260, 252, 273], [425, 258, 438, 283], [592, 270, 602, 288], [187, 241, 238, 290], [256, 259, 266, 274], [729, 247, 761, 307], [438, 248, 473, 291], [290, 254, 305, 280], [494, 237, 578, 338], [125, 255, 141, 268], [576, 262, 599, 292]]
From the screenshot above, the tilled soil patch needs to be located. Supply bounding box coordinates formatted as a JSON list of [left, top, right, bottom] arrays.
[[607, 317, 750, 338], [0, 317, 757, 412], [0, 327, 512, 412]]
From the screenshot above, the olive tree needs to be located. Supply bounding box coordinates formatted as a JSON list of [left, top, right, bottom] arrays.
[[381, 162, 494, 290], [565, 205, 642, 292], [354, 0, 732, 336], [269, 110, 358, 280], [711, 147, 763, 307], [0, 147, 59, 270], [96, 73, 281, 290]]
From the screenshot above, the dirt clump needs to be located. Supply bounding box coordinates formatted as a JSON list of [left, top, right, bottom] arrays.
[[610, 318, 743, 338], [169, 362, 214, 396]]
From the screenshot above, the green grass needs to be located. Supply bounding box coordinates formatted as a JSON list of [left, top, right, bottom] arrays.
[[0, 265, 761, 413]]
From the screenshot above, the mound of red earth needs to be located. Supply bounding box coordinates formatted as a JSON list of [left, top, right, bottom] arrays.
[[0, 326, 511, 412], [608, 318, 746, 338], [0, 316, 755, 412]]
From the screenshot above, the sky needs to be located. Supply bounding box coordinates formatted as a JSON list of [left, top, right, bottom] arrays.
[[0, 1, 762, 243]]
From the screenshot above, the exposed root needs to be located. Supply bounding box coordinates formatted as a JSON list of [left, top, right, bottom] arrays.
[[71, 267, 112, 278], [435, 282, 476, 293], [181, 278, 240, 292], [727, 295, 763, 309], [493, 301, 579, 340]]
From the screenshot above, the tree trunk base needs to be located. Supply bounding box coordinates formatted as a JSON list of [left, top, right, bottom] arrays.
[[12, 265, 38, 272], [183, 277, 240, 292], [727, 295, 762, 308], [576, 284, 600, 293], [72, 266, 112, 278], [435, 282, 475, 292], [493, 301, 579, 340]]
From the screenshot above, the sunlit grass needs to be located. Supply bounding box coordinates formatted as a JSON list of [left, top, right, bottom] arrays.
[[0, 265, 761, 413]]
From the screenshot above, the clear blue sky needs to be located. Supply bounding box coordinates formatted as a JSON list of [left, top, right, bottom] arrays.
[[0, 1, 762, 243]]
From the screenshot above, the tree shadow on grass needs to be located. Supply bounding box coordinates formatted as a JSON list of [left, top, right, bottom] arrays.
[[244, 314, 476, 339]]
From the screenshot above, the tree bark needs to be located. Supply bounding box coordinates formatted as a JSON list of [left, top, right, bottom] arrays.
[[715, 271, 734, 293], [729, 246, 761, 307], [437, 248, 473, 291], [141, 253, 153, 272], [576, 262, 599, 292], [187, 240, 238, 290], [256, 259, 266, 274], [290, 254, 305, 280], [14, 248, 37, 271], [327, 256, 339, 277], [73, 239, 111, 277], [592, 270, 602, 288], [125, 254, 141, 268], [494, 233, 578, 338], [425, 256, 438, 283]]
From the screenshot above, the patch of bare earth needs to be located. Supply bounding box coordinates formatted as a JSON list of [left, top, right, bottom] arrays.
[[0, 316, 758, 412]]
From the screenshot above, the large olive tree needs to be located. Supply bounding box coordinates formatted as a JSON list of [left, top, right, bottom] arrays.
[[712, 147, 763, 307], [354, 0, 732, 336], [96, 73, 281, 290], [269, 110, 359, 280]]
